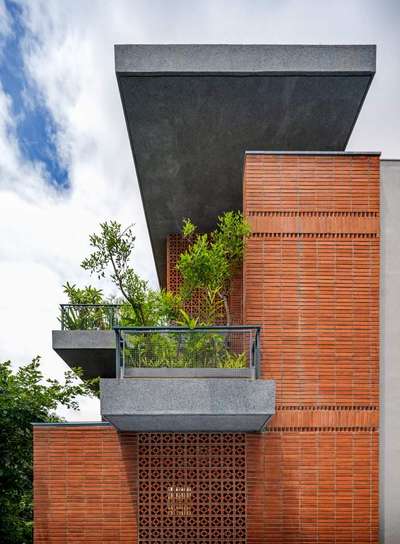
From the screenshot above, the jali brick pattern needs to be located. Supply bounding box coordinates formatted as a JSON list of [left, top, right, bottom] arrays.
[[137, 432, 246, 543]]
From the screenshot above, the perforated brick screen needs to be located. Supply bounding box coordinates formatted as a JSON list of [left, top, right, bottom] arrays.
[[166, 234, 243, 325], [138, 433, 247, 543]]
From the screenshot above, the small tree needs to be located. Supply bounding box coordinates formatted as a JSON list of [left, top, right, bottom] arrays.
[[81, 221, 148, 324], [177, 211, 251, 325], [80, 221, 181, 326], [0, 357, 96, 544]]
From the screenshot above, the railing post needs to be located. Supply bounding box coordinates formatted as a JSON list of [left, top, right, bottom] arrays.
[[60, 305, 65, 330], [254, 328, 261, 379], [115, 329, 122, 379]]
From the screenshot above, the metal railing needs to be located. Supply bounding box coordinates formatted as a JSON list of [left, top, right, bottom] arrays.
[[60, 303, 122, 330], [115, 326, 260, 378]]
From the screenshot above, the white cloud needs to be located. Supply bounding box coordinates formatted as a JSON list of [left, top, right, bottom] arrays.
[[0, 0, 11, 41], [0, 0, 399, 420]]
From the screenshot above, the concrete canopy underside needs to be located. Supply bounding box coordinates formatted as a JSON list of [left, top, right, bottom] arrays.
[[115, 44, 375, 284], [101, 378, 275, 432]]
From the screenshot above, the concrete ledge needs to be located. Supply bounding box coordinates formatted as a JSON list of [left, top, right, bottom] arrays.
[[103, 414, 272, 432], [124, 367, 255, 379], [115, 44, 376, 75], [101, 378, 275, 432], [52, 330, 115, 378], [52, 330, 114, 349]]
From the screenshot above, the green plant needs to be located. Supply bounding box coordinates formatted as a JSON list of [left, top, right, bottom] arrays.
[[0, 357, 96, 543], [81, 221, 148, 324], [177, 211, 251, 325], [79, 221, 183, 327], [220, 351, 247, 369], [60, 283, 113, 330], [123, 330, 248, 370]]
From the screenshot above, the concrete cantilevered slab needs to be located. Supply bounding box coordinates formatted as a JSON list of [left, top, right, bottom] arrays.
[[115, 44, 376, 284], [52, 330, 115, 378], [101, 378, 275, 432]]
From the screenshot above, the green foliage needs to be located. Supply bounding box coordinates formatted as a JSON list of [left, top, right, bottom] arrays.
[[79, 221, 184, 327], [222, 351, 247, 368], [60, 283, 116, 330], [118, 289, 182, 327], [177, 211, 251, 325], [81, 221, 148, 324], [63, 282, 104, 305], [176, 308, 199, 329], [123, 331, 247, 370], [182, 217, 196, 238], [0, 357, 96, 543]]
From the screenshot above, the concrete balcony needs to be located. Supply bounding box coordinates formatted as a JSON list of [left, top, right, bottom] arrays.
[[53, 303, 121, 378], [52, 315, 275, 432], [52, 329, 115, 378], [100, 377, 275, 432]]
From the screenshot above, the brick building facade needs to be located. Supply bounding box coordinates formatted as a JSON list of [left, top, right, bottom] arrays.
[[35, 152, 380, 543], [35, 45, 386, 543]]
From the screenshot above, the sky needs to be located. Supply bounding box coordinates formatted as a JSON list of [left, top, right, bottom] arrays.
[[0, 0, 399, 421]]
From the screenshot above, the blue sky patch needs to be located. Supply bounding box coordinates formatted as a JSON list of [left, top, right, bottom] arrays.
[[1, 0, 69, 189]]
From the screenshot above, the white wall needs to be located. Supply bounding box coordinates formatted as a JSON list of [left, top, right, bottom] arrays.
[[381, 159, 400, 543]]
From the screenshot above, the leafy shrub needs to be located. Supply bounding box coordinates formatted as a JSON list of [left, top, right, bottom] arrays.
[[123, 331, 247, 370]]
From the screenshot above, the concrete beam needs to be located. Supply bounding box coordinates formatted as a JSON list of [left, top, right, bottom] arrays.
[[52, 330, 115, 378], [116, 44, 375, 75], [100, 378, 275, 432], [115, 44, 376, 284]]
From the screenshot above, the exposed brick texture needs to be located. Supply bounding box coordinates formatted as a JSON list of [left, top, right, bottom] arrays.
[[34, 426, 138, 543], [247, 431, 378, 544], [243, 153, 380, 543]]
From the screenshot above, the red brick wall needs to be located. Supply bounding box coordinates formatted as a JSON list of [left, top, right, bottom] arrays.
[[35, 153, 379, 544], [34, 425, 138, 544], [243, 153, 380, 543]]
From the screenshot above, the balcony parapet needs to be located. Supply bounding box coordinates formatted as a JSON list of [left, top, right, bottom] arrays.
[[114, 326, 261, 379], [60, 303, 122, 330]]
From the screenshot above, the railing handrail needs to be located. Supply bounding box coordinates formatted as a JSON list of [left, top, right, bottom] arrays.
[[114, 325, 261, 378], [60, 303, 122, 308], [59, 303, 122, 331], [114, 325, 261, 332]]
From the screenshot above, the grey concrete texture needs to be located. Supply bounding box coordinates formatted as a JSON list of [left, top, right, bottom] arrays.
[[115, 44, 376, 74], [115, 45, 376, 284], [52, 330, 115, 378], [381, 160, 400, 544], [52, 330, 258, 379], [100, 378, 275, 432], [124, 367, 255, 379], [104, 414, 271, 432]]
